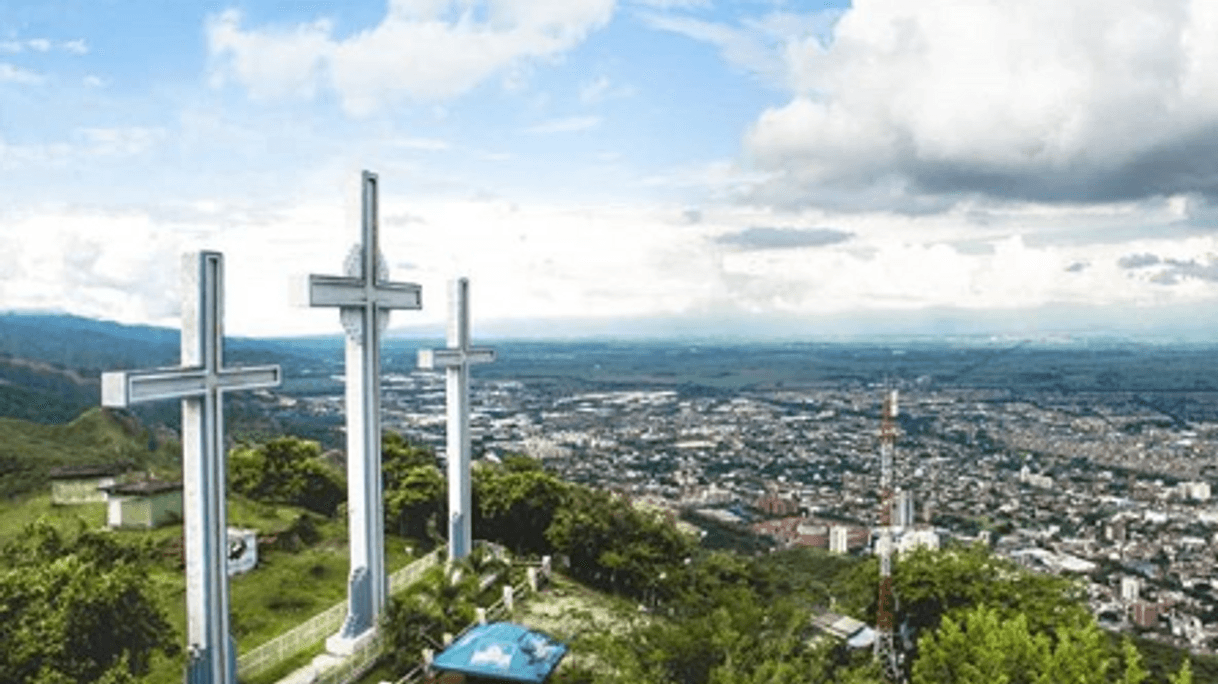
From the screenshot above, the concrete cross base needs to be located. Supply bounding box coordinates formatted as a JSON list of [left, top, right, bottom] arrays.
[[326, 627, 377, 657]]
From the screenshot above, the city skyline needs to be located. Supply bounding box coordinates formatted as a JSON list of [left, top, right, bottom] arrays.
[[4, 1, 1218, 338]]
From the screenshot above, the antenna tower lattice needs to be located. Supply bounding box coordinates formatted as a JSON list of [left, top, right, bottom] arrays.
[[874, 388, 903, 681]]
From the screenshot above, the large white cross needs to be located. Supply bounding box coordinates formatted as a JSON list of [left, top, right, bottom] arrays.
[[305, 170, 421, 652], [418, 278, 495, 561], [102, 251, 281, 684]]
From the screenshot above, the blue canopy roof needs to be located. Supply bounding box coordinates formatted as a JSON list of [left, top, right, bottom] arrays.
[[432, 622, 568, 683]]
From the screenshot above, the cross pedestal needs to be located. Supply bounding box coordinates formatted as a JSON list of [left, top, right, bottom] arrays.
[[102, 252, 281, 684], [305, 171, 421, 653], [418, 278, 495, 561]]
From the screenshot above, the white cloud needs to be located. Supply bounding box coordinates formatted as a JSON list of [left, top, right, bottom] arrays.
[[390, 137, 451, 151], [0, 37, 88, 54], [11, 191, 1218, 335], [207, 0, 617, 115], [579, 75, 635, 104], [641, 7, 844, 88], [0, 127, 164, 170], [77, 127, 166, 156], [62, 39, 89, 55], [524, 115, 602, 134], [0, 63, 43, 85], [744, 0, 1218, 208]]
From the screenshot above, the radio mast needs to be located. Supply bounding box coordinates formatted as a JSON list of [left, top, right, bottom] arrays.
[[875, 388, 902, 681]]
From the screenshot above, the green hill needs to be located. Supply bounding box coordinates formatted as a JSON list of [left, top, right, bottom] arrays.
[[0, 407, 178, 498]]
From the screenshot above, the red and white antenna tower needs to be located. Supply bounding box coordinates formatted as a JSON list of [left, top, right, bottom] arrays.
[[875, 388, 902, 681]]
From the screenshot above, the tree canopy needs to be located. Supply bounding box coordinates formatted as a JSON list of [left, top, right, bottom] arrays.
[[228, 436, 345, 516], [0, 519, 178, 683]]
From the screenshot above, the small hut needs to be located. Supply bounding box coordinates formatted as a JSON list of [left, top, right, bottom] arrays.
[[48, 463, 127, 505], [103, 479, 183, 529]]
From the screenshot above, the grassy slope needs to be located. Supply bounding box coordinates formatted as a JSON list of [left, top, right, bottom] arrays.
[[0, 490, 420, 684], [0, 407, 178, 498]]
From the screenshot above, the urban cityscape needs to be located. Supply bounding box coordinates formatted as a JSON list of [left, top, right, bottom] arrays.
[[260, 340, 1218, 657]]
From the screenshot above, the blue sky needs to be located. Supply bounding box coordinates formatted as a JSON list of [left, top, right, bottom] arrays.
[[4, 0, 1218, 338]]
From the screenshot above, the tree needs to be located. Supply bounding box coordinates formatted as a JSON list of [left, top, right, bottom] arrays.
[[1169, 658, 1193, 684], [1120, 638, 1148, 684], [385, 462, 445, 542], [474, 458, 569, 555], [858, 544, 1092, 637], [382, 435, 445, 544], [0, 519, 178, 683], [911, 604, 1115, 684], [228, 436, 345, 516], [383, 559, 482, 673]]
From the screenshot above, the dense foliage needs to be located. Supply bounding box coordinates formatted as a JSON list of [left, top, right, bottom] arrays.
[[0, 519, 178, 683], [0, 407, 176, 498], [228, 436, 345, 516], [383, 432, 445, 542]]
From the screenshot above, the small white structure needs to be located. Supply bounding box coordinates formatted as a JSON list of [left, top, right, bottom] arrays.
[[1019, 465, 1054, 489], [897, 528, 940, 555], [1121, 576, 1141, 603], [892, 490, 915, 529], [829, 525, 849, 554], [227, 528, 258, 576], [49, 464, 124, 505], [1178, 481, 1211, 501], [104, 480, 183, 529]]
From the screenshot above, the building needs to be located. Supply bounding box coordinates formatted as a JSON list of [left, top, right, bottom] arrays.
[[1120, 576, 1141, 603], [1177, 481, 1211, 502], [892, 490, 915, 529], [48, 464, 126, 505], [811, 612, 875, 649], [756, 491, 801, 517], [1132, 600, 1161, 629], [830, 525, 850, 554], [897, 528, 940, 555], [104, 480, 183, 529]]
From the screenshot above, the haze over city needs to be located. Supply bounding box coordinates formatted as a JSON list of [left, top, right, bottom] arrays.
[[4, 0, 1218, 339]]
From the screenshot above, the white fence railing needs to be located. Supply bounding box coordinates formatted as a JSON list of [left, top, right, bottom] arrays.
[[236, 549, 443, 681], [392, 564, 549, 684]]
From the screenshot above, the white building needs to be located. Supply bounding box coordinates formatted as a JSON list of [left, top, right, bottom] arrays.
[[1177, 481, 1211, 501], [829, 525, 850, 554], [892, 490, 915, 529], [1121, 576, 1141, 602], [897, 528, 940, 555]]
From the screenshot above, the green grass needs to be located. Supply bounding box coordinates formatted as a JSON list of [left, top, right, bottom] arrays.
[[0, 406, 179, 498], [0, 492, 107, 542], [0, 486, 425, 684]]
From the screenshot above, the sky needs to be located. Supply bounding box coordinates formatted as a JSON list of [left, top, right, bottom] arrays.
[[4, 0, 1218, 339]]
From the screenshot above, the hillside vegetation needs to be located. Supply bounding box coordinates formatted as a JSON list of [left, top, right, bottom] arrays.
[[0, 407, 178, 498]]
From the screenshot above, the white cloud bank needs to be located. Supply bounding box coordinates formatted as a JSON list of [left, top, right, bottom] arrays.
[[207, 0, 616, 115], [743, 0, 1218, 208], [7, 193, 1218, 337]]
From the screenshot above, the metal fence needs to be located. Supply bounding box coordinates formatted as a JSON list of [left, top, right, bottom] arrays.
[[236, 549, 443, 681]]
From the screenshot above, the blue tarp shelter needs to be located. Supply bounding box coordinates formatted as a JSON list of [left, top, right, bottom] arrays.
[[431, 622, 568, 683]]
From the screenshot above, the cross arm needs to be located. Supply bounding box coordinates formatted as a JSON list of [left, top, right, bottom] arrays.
[[417, 348, 496, 370], [101, 365, 281, 407], [306, 274, 421, 310]]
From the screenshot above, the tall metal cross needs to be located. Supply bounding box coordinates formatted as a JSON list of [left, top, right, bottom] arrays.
[[418, 278, 496, 561], [305, 170, 421, 652], [102, 251, 281, 684]]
